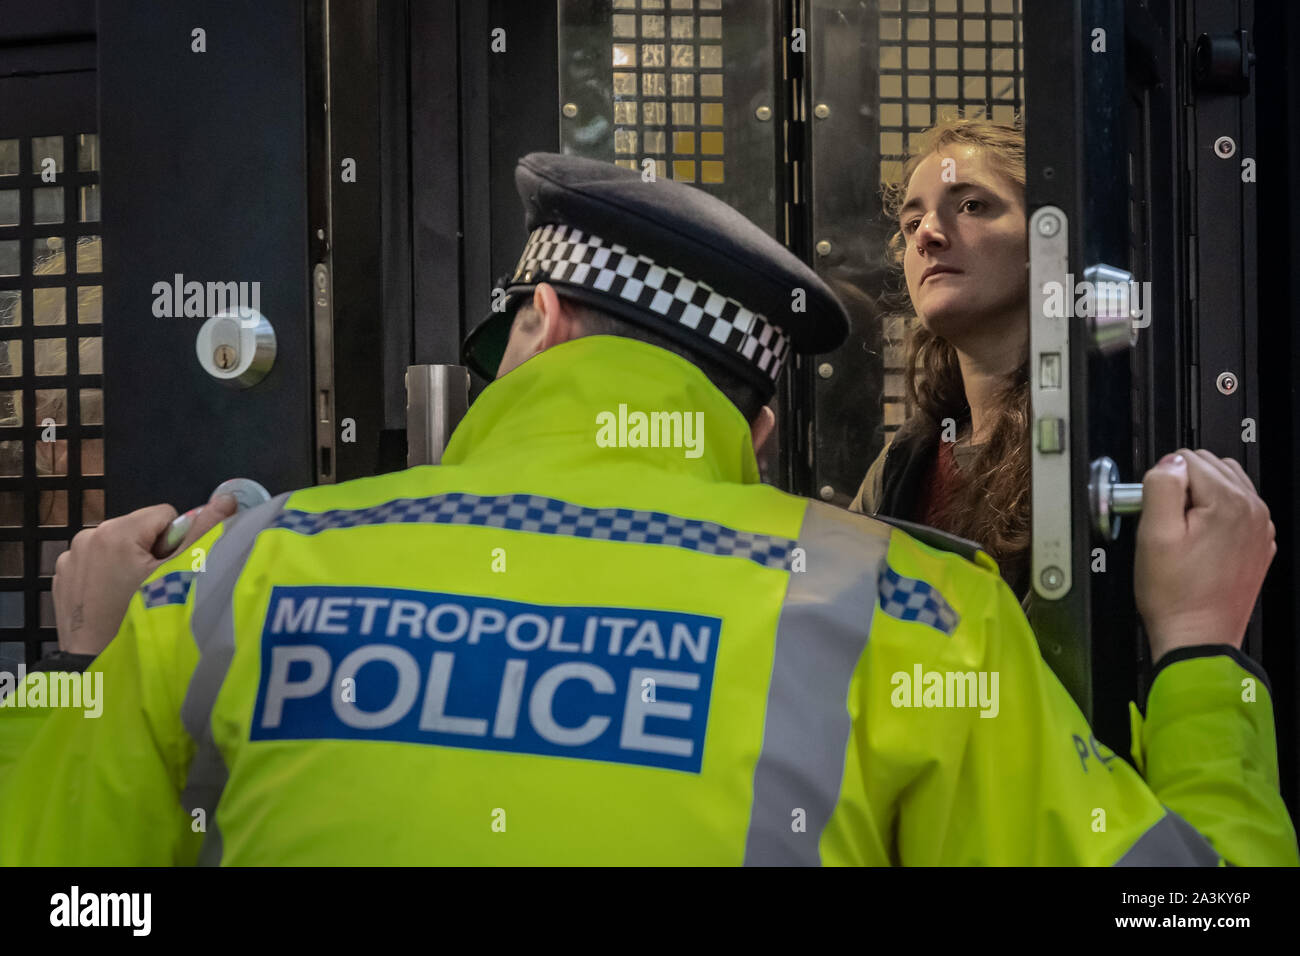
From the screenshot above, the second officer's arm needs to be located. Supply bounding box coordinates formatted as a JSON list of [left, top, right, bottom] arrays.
[[855, 450, 1296, 866]]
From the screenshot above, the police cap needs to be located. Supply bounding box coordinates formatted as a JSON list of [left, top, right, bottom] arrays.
[[462, 152, 850, 398]]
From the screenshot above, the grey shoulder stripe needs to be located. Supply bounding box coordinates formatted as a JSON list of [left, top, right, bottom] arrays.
[[1114, 808, 1222, 866], [743, 501, 890, 866], [180, 491, 292, 867]]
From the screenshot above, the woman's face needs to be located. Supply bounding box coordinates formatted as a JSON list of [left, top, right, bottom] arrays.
[[899, 144, 1027, 342]]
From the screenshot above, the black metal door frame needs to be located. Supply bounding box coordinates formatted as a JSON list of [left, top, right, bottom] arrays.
[[1252, 0, 1299, 817]]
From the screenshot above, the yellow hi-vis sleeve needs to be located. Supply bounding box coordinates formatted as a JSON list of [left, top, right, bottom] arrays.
[[853, 537, 1296, 865], [0, 582, 204, 866]]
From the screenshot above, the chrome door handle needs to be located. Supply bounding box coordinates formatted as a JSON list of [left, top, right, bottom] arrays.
[[1089, 456, 1143, 542]]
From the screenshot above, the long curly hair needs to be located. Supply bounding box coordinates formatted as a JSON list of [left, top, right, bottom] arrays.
[[879, 116, 1030, 579]]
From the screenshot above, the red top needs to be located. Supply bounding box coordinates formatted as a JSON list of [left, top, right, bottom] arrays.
[[917, 440, 963, 528]]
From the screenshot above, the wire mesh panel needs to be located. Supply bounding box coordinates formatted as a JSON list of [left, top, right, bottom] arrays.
[[0, 123, 103, 663], [557, 0, 780, 237]]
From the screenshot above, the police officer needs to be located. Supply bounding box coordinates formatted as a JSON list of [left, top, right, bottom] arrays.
[[1, 153, 1293, 865]]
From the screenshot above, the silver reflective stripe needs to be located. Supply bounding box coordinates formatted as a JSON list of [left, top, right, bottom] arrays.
[[743, 501, 890, 866], [181, 491, 291, 867], [1114, 808, 1222, 866]]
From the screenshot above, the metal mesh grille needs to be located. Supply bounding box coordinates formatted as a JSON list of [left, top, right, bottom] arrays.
[[610, 0, 726, 184], [0, 132, 103, 661]]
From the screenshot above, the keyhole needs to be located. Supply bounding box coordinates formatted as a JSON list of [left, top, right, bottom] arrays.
[[214, 344, 237, 370]]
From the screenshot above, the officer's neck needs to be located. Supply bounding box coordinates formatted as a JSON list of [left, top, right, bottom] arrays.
[[443, 336, 762, 485]]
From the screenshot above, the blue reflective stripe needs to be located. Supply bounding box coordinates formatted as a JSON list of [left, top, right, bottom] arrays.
[[878, 563, 960, 636], [140, 570, 197, 609], [271, 492, 796, 570]]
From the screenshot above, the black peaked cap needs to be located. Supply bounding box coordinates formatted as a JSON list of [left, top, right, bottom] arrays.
[[462, 152, 851, 395]]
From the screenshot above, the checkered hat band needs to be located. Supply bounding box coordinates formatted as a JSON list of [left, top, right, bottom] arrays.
[[509, 223, 791, 383], [140, 570, 198, 610], [877, 563, 960, 636], [271, 492, 796, 571]]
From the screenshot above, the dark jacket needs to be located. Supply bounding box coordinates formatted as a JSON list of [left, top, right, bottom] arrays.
[[849, 411, 938, 521], [850, 412, 1032, 606]]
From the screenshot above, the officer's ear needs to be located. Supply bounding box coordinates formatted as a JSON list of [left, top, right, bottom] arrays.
[[749, 405, 776, 454], [496, 283, 581, 377], [535, 283, 583, 349]]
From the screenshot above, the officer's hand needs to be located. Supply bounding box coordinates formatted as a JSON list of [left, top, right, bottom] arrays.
[[1134, 449, 1276, 664], [52, 492, 238, 656]]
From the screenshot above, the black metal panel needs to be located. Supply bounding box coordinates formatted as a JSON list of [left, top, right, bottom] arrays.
[[776, 0, 809, 496], [1023, 0, 1096, 720], [1120, 0, 1189, 729], [455, 0, 562, 401], [488, 0, 560, 297], [410, 0, 463, 368], [0, 0, 95, 44], [1190, 1, 1255, 461], [1188, 0, 1261, 664], [409, 0, 561, 401], [458, 0, 493, 401], [804, 0, 888, 507], [326, 0, 386, 481], [1081, 0, 1140, 759], [1129, 0, 1188, 468], [1253, 0, 1300, 820], [100, 1, 314, 513], [378, 0, 413, 438]]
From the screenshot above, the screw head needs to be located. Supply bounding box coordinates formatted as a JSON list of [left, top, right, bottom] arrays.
[[1216, 371, 1238, 395], [819, 485, 835, 501], [813, 103, 830, 119], [1041, 565, 1065, 590], [817, 362, 834, 379], [1037, 213, 1061, 237], [815, 239, 833, 257], [214, 344, 237, 370], [1213, 135, 1237, 159], [562, 102, 578, 119], [755, 105, 772, 122]]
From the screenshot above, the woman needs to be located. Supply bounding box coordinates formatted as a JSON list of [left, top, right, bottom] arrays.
[[850, 117, 1031, 602]]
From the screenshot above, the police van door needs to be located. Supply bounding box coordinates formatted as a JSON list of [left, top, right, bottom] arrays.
[[1022, 0, 1270, 755]]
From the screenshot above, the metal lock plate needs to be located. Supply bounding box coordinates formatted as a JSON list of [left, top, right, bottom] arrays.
[[1029, 206, 1073, 600], [196, 310, 276, 387]]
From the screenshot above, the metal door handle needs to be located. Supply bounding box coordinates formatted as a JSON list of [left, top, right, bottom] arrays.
[[1089, 456, 1143, 542], [153, 477, 273, 557]]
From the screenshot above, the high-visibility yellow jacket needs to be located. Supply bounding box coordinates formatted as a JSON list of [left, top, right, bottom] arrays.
[[0, 336, 1294, 865]]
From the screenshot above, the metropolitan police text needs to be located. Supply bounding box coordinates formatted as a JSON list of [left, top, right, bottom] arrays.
[[253, 586, 721, 773]]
